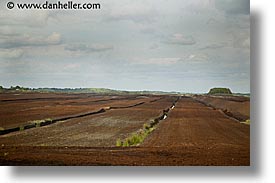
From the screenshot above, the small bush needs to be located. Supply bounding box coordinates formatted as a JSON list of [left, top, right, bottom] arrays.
[[128, 134, 143, 145], [143, 123, 151, 130], [122, 140, 129, 147], [45, 118, 52, 122], [116, 123, 157, 147], [29, 118, 52, 127], [116, 138, 122, 147], [241, 119, 250, 125], [19, 126, 24, 131]]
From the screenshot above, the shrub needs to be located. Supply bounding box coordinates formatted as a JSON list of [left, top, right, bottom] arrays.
[[241, 119, 250, 125], [116, 123, 157, 147], [116, 138, 122, 147], [45, 118, 52, 122], [30, 120, 43, 127], [128, 134, 143, 145], [122, 140, 129, 147], [29, 118, 52, 127], [143, 123, 151, 130]]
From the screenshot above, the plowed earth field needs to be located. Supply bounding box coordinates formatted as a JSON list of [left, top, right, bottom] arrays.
[[0, 93, 250, 165]]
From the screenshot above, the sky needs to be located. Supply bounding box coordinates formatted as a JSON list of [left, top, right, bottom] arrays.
[[0, 0, 250, 93]]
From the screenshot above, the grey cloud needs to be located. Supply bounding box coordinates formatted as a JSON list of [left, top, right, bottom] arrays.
[[105, 2, 157, 23], [178, 53, 210, 64], [109, 16, 155, 24], [0, 26, 20, 36], [233, 37, 250, 49], [206, 18, 221, 25], [149, 44, 159, 50], [0, 10, 51, 27], [227, 30, 250, 49], [215, 0, 250, 15], [140, 27, 156, 34], [106, 13, 156, 23], [65, 43, 113, 53], [0, 48, 24, 59], [0, 32, 62, 49], [0, 0, 250, 92], [199, 42, 228, 50], [163, 34, 196, 46], [135, 53, 210, 66], [242, 38, 250, 49]]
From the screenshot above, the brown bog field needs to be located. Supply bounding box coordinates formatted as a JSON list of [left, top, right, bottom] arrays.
[[0, 93, 250, 165]]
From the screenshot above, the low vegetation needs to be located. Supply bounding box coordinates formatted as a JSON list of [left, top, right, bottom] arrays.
[[116, 124, 156, 147], [116, 138, 122, 147], [19, 126, 24, 131], [30, 120, 44, 127], [241, 119, 250, 125], [29, 118, 53, 127], [115, 106, 173, 147]]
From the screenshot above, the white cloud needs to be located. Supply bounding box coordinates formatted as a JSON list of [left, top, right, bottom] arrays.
[[241, 38, 250, 49], [0, 48, 24, 59], [0, 26, 19, 36], [0, 9, 51, 27], [182, 53, 210, 63], [46, 32, 61, 44], [135, 53, 209, 65], [163, 33, 196, 45], [63, 63, 81, 71], [227, 29, 250, 50], [136, 57, 180, 65]]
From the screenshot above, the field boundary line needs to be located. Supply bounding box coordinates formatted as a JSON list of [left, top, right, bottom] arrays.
[[191, 97, 247, 122]]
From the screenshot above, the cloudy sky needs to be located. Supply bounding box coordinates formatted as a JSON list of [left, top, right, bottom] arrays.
[[0, 0, 250, 93]]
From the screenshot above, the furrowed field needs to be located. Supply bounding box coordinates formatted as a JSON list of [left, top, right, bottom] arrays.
[[0, 92, 250, 165]]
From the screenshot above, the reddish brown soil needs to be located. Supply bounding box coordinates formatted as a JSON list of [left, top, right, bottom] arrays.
[[0, 95, 249, 166], [0, 145, 249, 166], [0, 93, 159, 129], [193, 95, 250, 121], [0, 97, 174, 147]]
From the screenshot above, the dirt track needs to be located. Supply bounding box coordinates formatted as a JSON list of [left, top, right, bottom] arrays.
[[0, 95, 249, 165]]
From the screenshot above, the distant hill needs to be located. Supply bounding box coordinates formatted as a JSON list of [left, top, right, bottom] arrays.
[[208, 88, 232, 95]]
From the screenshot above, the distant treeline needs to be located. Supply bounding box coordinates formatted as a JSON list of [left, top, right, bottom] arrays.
[[0, 85, 250, 96], [0, 85, 181, 95]]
